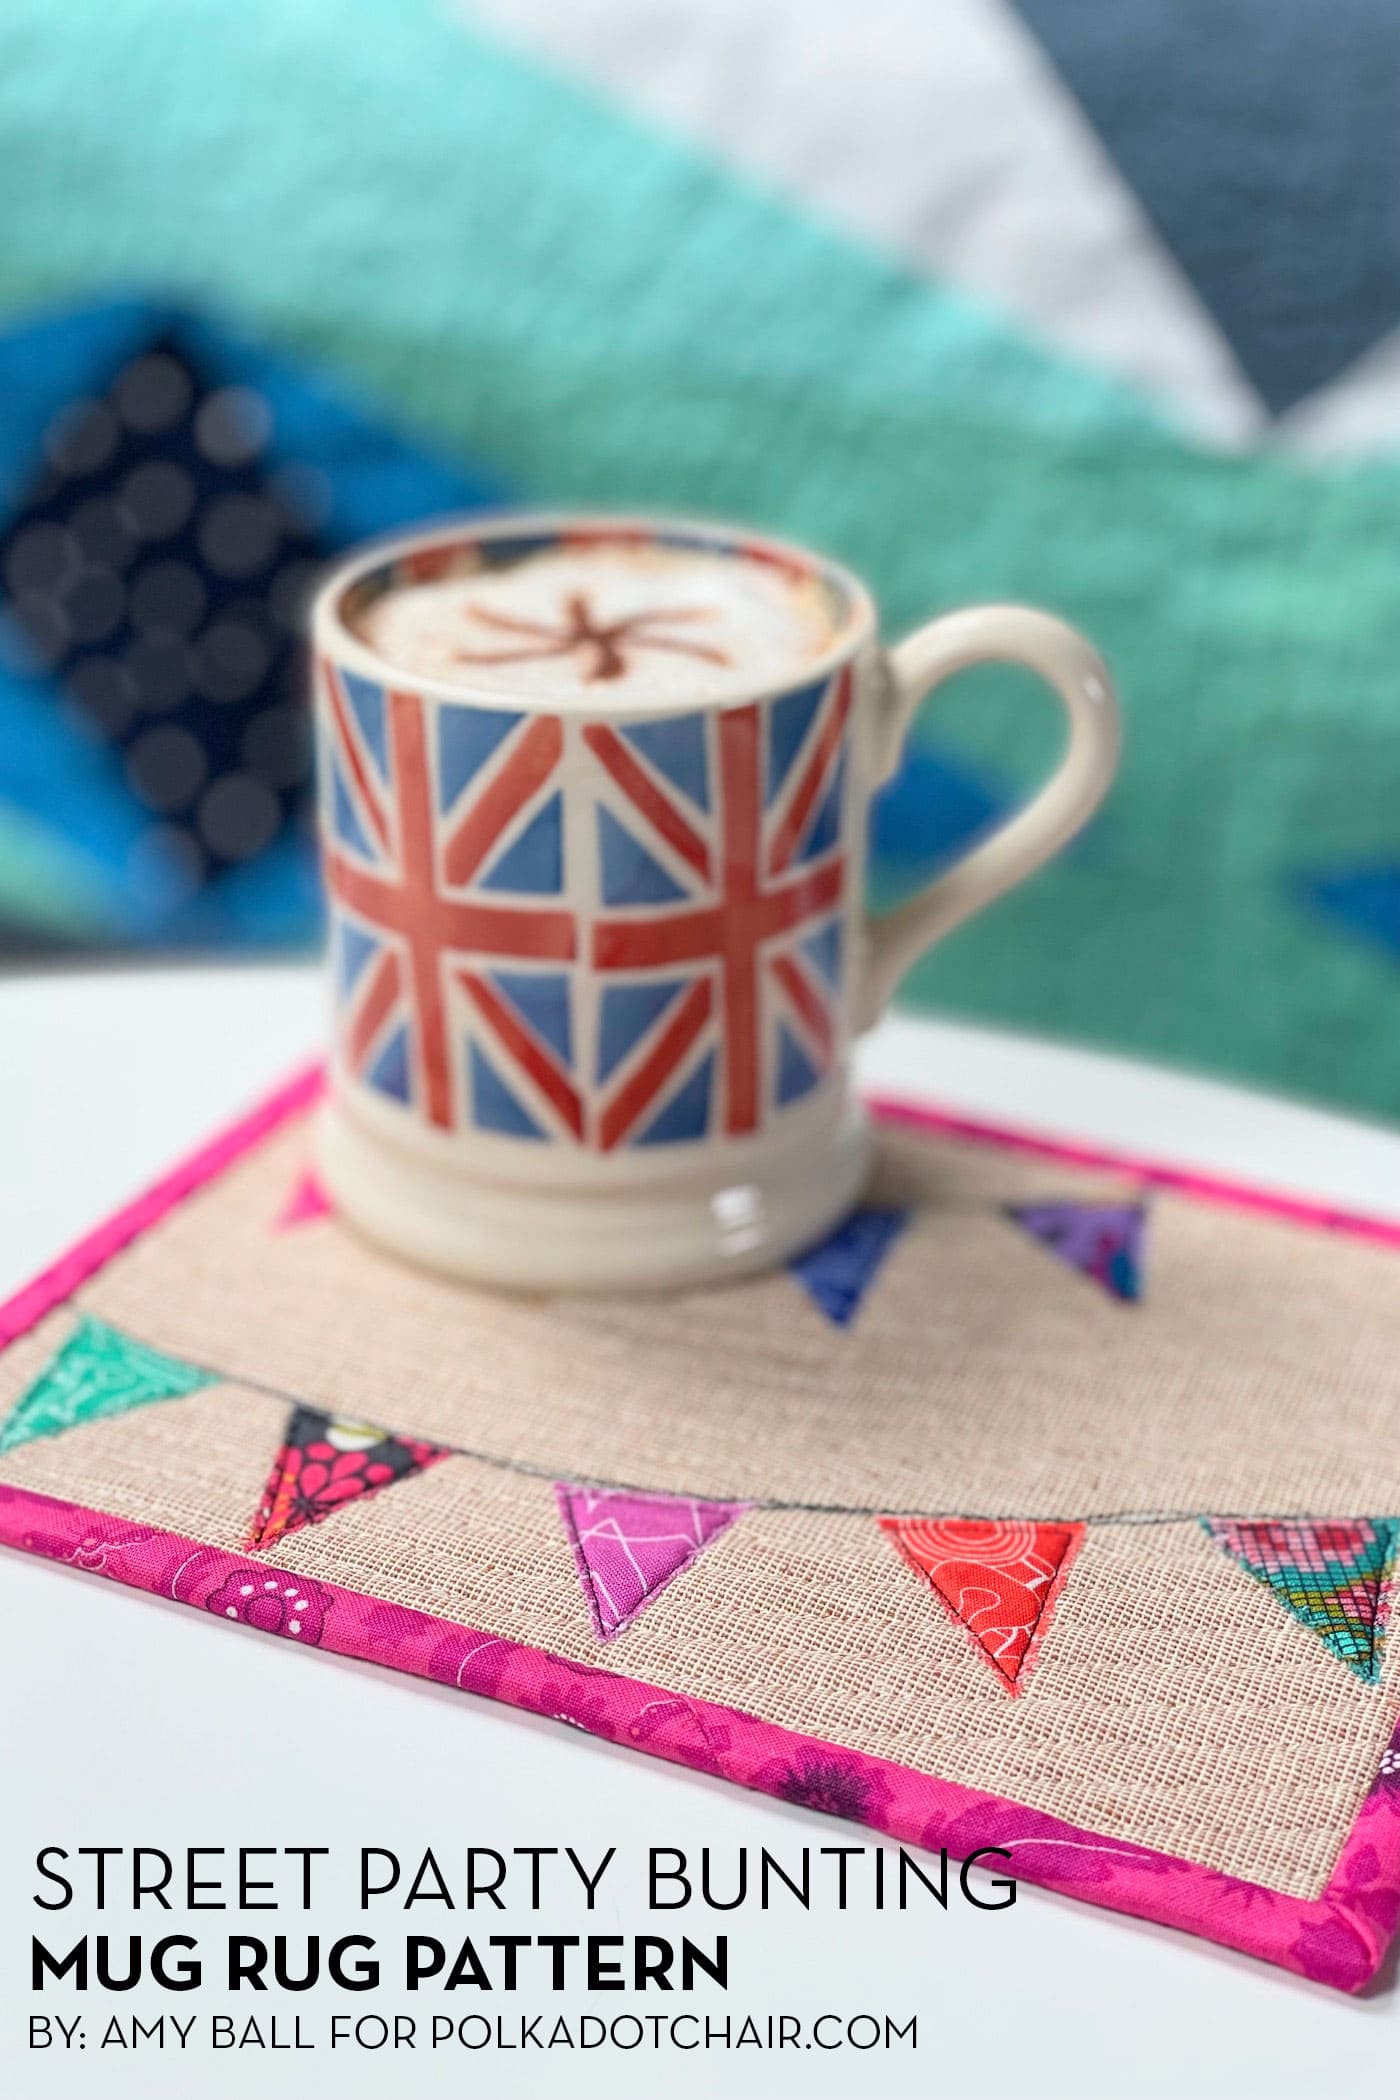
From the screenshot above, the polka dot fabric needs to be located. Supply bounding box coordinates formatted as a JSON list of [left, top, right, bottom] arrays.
[[0, 331, 328, 907], [0, 296, 506, 947]]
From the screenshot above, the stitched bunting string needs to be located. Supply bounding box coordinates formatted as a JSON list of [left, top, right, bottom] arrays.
[[0, 1317, 215, 1454], [1006, 1199, 1147, 1302], [7, 1322, 1396, 1699], [1202, 1518, 1398, 1683], [880, 1516, 1085, 1694], [556, 1484, 750, 1641], [246, 1405, 451, 1551]]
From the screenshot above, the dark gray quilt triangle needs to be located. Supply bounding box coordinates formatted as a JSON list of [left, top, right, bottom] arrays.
[[1012, 0, 1400, 412]]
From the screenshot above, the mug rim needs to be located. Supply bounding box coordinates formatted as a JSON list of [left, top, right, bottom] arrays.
[[311, 509, 879, 716]]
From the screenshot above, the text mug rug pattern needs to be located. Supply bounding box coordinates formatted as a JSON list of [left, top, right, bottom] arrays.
[[2, 1068, 1400, 1990]]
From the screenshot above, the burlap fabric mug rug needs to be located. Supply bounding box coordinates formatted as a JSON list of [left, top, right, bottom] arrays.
[[3, 1066, 1399, 1991]]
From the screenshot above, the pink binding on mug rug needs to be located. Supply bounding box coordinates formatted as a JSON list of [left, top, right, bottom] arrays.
[[2, 1062, 1399, 1991]]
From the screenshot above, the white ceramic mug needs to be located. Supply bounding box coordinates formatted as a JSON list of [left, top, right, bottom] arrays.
[[312, 514, 1119, 1289]]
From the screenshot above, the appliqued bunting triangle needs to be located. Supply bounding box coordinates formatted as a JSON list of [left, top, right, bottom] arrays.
[[0, 1317, 214, 1454], [1202, 1518, 1398, 1683], [879, 1516, 1085, 1695], [273, 1170, 334, 1231], [790, 1206, 909, 1328], [246, 1406, 451, 1551], [1007, 1199, 1146, 1302], [556, 1484, 750, 1641]]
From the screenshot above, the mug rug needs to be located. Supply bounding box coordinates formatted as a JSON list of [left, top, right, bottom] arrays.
[[2, 1065, 1400, 1991]]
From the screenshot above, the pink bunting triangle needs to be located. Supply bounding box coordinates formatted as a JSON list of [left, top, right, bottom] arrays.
[[556, 1484, 750, 1641], [273, 1170, 334, 1231]]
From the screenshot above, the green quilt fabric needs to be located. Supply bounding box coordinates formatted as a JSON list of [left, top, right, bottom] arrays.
[[3, 0, 1398, 1117]]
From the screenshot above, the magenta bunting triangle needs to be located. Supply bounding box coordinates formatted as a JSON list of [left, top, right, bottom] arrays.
[[1006, 1199, 1146, 1302], [273, 1170, 334, 1231], [555, 1484, 750, 1641]]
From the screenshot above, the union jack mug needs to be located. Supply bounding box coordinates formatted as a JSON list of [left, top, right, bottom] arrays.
[[312, 515, 1118, 1289]]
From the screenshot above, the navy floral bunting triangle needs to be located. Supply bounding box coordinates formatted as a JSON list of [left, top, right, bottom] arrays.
[[246, 1406, 451, 1551]]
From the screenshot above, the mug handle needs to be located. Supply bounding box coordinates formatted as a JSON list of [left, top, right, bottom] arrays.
[[859, 604, 1120, 1027]]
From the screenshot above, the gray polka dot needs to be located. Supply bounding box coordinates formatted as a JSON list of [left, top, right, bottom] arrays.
[[68, 656, 137, 737], [194, 386, 272, 466], [126, 725, 209, 813], [9, 591, 70, 666], [44, 397, 119, 479], [5, 522, 78, 597], [241, 704, 310, 790], [268, 559, 322, 631], [127, 824, 206, 910], [124, 633, 192, 712], [66, 566, 127, 645], [70, 497, 136, 571], [195, 619, 271, 702], [120, 460, 196, 540], [128, 560, 206, 635], [198, 773, 280, 860], [114, 353, 193, 434], [198, 492, 281, 577]]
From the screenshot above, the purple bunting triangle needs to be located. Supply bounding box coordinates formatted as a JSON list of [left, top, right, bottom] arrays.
[[556, 1484, 750, 1641], [1007, 1199, 1146, 1303]]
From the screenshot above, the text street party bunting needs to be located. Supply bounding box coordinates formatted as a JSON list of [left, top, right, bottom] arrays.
[[246, 1406, 451, 1551], [556, 1484, 750, 1641], [1203, 1518, 1398, 1684], [880, 1516, 1086, 1694], [0, 1317, 214, 1454], [1006, 1199, 1147, 1303]]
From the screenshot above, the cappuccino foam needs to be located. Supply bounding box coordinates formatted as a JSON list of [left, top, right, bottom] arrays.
[[352, 540, 842, 704]]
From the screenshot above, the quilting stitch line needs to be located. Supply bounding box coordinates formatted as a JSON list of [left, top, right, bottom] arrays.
[[42, 1309, 1399, 1532]]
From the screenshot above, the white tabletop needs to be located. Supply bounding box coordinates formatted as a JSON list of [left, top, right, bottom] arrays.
[[2, 964, 1396, 2099]]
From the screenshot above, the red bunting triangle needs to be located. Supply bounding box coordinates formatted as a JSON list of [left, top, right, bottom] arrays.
[[879, 1516, 1085, 1694], [246, 1406, 450, 1550]]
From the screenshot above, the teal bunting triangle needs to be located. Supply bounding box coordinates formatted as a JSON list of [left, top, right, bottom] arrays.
[[0, 1317, 215, 1454]]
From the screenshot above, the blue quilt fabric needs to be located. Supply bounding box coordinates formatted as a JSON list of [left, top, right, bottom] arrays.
[[0, 297, 506, 948]]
